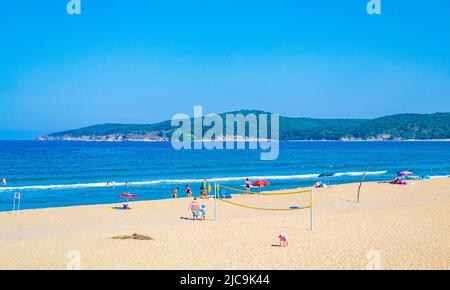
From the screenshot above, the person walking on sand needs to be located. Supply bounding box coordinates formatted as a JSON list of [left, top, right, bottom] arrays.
[[188, 198, 201, 221], [278, 232, 288, 247], [173, 187, 179, 198], [186, 185, 192, 197], [245, 178, 251, 192]]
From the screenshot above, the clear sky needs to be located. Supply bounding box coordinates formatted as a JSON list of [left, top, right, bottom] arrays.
[[1, 0, 449, 138]]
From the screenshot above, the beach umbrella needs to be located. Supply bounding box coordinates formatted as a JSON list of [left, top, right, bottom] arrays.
[[120, 193, 137, 199], [120, 193, 137, 208], [397, 170, 414, 177], [397, 171, 414, 179], [318, 172, 335, 178], [319, 172, 335, 186], [252, 180, 269, 187], [252, 180, 269, 192]]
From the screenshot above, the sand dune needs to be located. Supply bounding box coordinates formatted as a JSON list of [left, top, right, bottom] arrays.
[[1, 178, 449, 270]]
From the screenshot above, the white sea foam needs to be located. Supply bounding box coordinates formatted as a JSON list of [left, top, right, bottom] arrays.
[[0, 171, 389, 192], [334, 171, 388, 177], [428, 175, 450, 179]]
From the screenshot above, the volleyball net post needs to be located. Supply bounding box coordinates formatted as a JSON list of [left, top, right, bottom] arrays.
[[214, 183, 218, 221], [310, 188, 314, 231]]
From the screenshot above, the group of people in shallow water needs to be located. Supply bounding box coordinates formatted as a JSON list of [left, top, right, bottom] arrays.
[[105, 181, 129, 187], [172, 184, 192, 199]]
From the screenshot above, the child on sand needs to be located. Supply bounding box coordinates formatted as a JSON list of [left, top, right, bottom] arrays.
[[188, 198, 201, 221], [278, 233, 288, 247], [200, 204, 207, 220]]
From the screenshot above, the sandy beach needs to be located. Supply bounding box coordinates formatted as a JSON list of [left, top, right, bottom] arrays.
[[0, 178, 449, 270]]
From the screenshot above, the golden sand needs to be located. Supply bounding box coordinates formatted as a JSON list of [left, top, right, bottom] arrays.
[[0, 178, 449, 270]]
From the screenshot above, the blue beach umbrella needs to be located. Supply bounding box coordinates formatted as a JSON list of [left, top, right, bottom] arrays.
[[318, 172, 335, 186]]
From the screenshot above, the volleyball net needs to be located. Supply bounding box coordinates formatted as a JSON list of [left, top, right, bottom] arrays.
[[213, 183, 315, 230]]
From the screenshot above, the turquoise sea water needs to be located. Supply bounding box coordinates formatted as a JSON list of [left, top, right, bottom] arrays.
[[0, 141, 449, 211]]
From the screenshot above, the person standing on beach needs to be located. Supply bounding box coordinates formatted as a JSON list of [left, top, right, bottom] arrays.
[[200, 204, 207, 220], [188, 198, 200, 220], [245, 178, 251, 192], [186, 185, 192, 197], [278, 233, 288, 247], [200, 179, 207, 197], [173, 187, 179, 198]]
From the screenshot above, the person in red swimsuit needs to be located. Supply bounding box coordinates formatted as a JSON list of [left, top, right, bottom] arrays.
[[278, 233, 288, 247], [186, 185, 192, 197]]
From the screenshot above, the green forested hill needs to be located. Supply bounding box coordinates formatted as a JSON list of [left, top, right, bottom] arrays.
[[346, 113, 450, 140], [40, 111, 450, 141]]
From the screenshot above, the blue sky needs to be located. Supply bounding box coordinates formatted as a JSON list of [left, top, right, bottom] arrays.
[[1, 0, 449, 138]]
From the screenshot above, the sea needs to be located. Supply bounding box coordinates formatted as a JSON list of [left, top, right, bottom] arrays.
[[0, 141, 449, 211]]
